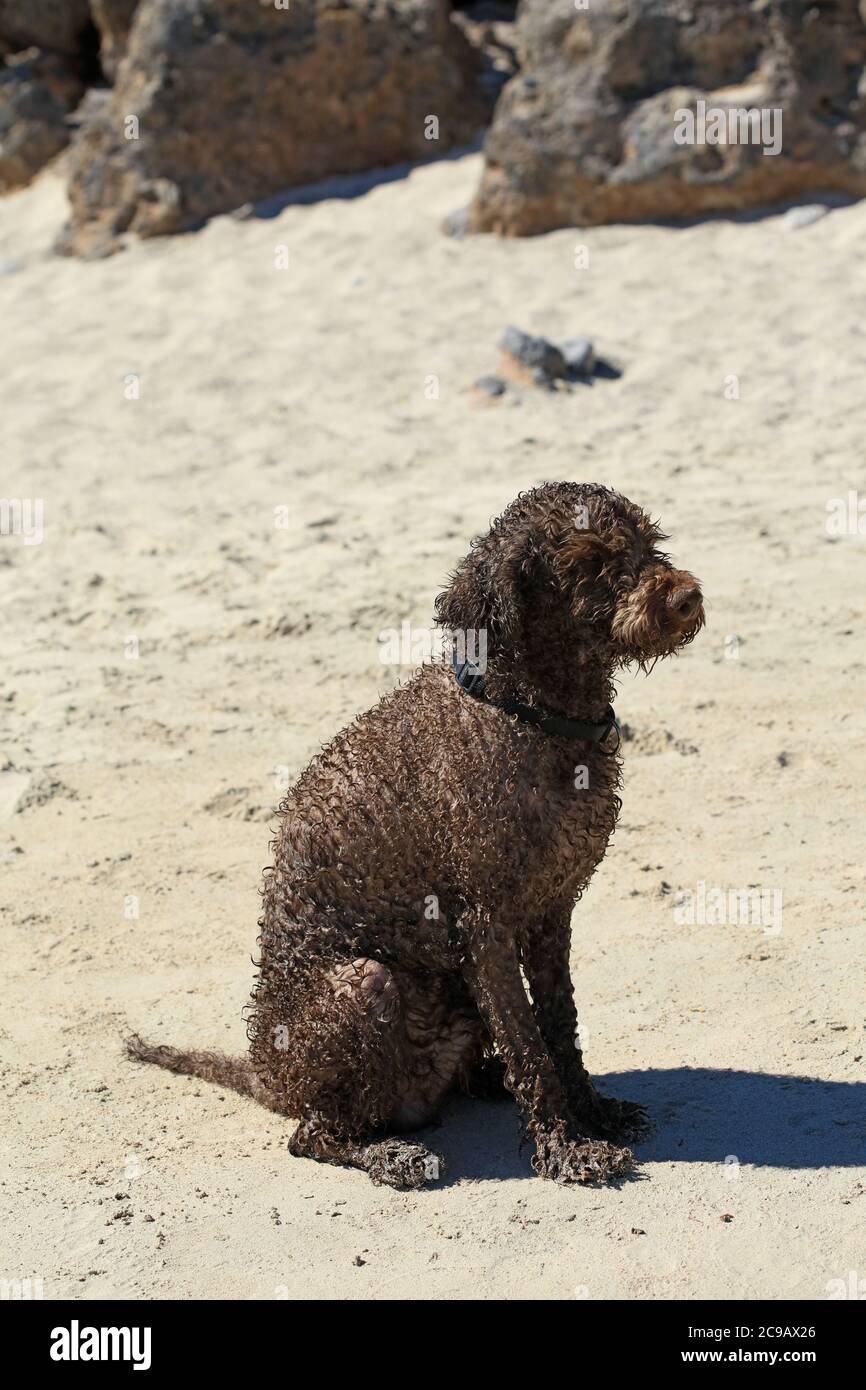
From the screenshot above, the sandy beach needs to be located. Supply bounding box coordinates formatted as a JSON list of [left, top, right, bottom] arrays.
[[2, 151, 865, 1300]]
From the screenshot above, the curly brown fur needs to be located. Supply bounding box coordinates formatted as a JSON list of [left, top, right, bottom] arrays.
[[124, 1033, 283, 1111], [288, 1119, 443, 1190], [129, 482, 704, 1189]]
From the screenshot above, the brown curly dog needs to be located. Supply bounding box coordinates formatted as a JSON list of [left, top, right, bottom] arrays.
[[128, 481, 704, 1189]]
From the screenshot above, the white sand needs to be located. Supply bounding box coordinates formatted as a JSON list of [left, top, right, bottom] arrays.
[[1, 155, 864, 1300]]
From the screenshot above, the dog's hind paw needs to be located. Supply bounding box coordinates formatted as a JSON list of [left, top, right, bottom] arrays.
[[366, 1139, 445, 1190]]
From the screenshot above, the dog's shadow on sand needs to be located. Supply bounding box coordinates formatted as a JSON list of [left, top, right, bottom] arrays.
[[430, 1068, 866, 1185]]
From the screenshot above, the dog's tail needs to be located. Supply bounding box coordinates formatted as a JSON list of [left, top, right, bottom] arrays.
[[124, 1033, 284, 1113]]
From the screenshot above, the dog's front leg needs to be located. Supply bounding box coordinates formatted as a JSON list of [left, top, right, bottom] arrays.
[[521, 907, 595, 1106], [462, 909, 633, 1184], [522, 907, 651, 1146]]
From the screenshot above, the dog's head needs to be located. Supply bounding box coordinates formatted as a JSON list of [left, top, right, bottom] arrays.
[[436, 482, 704, 675]]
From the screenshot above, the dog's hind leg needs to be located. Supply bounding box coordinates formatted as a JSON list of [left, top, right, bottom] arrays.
[[288, 1117, 442, 1190], [250, 955, 448, 1188]]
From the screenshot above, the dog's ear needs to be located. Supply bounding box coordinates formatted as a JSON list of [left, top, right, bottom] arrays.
[[552, 528, 609, 587], [435, 525, 546, 652], [550, 526, 614, 621]]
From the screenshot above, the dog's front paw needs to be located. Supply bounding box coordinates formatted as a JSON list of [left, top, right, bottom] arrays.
[[533, 1131, 634, 1185]]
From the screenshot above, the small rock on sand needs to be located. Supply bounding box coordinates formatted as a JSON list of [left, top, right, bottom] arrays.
[[473, 374, 506, 398], [499, 326, 567, 382], [560, 337, 596, 376]]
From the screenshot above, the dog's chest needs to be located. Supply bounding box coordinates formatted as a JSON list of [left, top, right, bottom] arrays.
[[516, 747, 621, 900]]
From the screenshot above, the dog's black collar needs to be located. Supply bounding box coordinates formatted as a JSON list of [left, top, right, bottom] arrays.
[[451, 652, 621, 752]]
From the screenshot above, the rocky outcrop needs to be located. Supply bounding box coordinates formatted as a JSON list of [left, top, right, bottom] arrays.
[[470, 0, 866, 235], [58, 0, 487, 257]]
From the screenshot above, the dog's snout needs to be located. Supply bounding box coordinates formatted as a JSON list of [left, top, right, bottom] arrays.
[[668, 585, 702, 624]]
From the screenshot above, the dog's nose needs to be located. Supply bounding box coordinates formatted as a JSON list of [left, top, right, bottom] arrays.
[[668, 586, 702, 624]]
